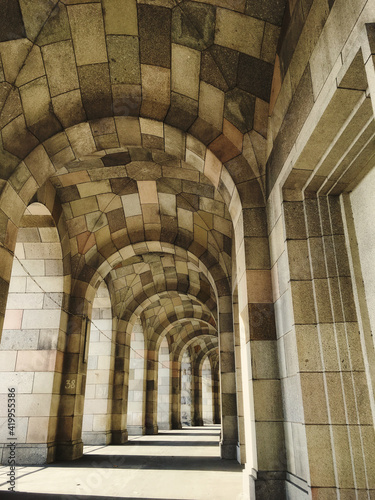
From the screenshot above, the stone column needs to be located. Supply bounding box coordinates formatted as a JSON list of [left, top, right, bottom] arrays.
[[218, 296, 238, 459], [55, 311, 87, 460], [192, 353, 203, 426], [145, 347, 158, 435], [170, 356, 182, 429], [111, 318, 129, 444], [212, 363, 221, 424], [281, 192, 375, 497], [236, 202, 286, 498]]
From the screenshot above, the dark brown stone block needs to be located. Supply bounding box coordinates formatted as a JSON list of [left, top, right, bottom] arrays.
[[37, 2, 70, 46], [182, 180, 214, 198], [225, 154, 257, 184], [245, 0, 285, 26], [57, 185, 80, 203], [175, 228, 194, 249], [237, 53, 273, 102], [0, 0, 26, 41], [249, 303, 276, 340], [160, 215, 177, 243], [2, 115, 39, 159], [138, 4, 171, 68], [165, 92, 198, 132], [189, 116, 221, 145], [157, 178, 182, 194], [201, 45, 239, 92], [78, 63, 112, 120], [110, 178, 137, 195], [112, 84, 141, 117], [176, 193, 199, 211], [278, 1, 304, 76], [28, 113, 62, 143], [0, 85, 22, 129], [209, 133, 241, 164], [142, 134, 164, 151], [172, 1, 215, 51], [283, 200, 307, 239], [107, 208, 126, 233], [102, 151, 131, 167], [224, 88, 255, 133], [237, 179, 265, 208], [266, 65, 314, 195]]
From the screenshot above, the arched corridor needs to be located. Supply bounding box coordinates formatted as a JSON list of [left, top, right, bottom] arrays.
[[0, 0, 375, 499]]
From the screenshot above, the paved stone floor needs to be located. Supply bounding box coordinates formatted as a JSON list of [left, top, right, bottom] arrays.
[[0, 426, 244, 499]]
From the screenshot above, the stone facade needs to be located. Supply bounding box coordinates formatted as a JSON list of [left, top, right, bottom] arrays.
[[0, 0, 375, 499]]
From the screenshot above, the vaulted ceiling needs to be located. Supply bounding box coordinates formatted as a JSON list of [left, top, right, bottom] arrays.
[[0, 0, 287, 360]]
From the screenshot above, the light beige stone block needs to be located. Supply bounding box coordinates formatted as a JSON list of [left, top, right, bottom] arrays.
[[22, 310, 61, 330], [16, 394, 52, 417], [171, 44, 200, 101], [140, 118, 164, 138], [138, 181, 158, 204], [23, 243, 62, 260], [67, 4, 107, 66], [26, 417, 49, 443], [33, 372, 55, 394], [0, 372, 34, 393], [26, 276, 64, 293], [198, 82, 224, 132], [42, 40, 79, 97], [305, 425, 336, 487], [115, 116, 142, 146], [16, 350, 57, 372], [102, 0, 138, 35], [66, 122, 96, 157], [0, 351, 17, 371], [77, 180, 111, 198], [122, 193, 142, 217], [215, 9, 264, 58], [3, 310, 23, 330]]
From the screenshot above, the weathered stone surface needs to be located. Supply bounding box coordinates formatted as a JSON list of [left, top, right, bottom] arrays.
[[78, 64, 112, 120], [138, 4, 171, 68], [245, 0, 286, 26], [0, 0, 26, 42], [224, 88, 256, 133], [201, 45, 239, 92], [67, 3, 107, 66], [165, 92, 198, 132], [172, 1, 215, 51], [237, 53, 274, 102], [36, 2, 70, 46], [42, 40, 79, 97], [52, 89, 86, 129], [107, 36, 140, 85]]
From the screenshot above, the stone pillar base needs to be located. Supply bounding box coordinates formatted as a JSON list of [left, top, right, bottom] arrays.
[[171, 421, 182, 430], [145, 424, 158, 435], [157, 422, 171, 430], [254, 471, 286, 500], [82, 431, 111, 445], [111, 430, 128, 444], [127, 425, 146, 436], [1, 443, 55, 465], [56, 440, 83, 461], [193, 418, 204, 426], [220, 440, 237, 459]]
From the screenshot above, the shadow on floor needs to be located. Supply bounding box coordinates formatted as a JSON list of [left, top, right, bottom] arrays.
[[1, 493, 186, 500], [47, 453, 243, 472], [125, 440, 217, 447]]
